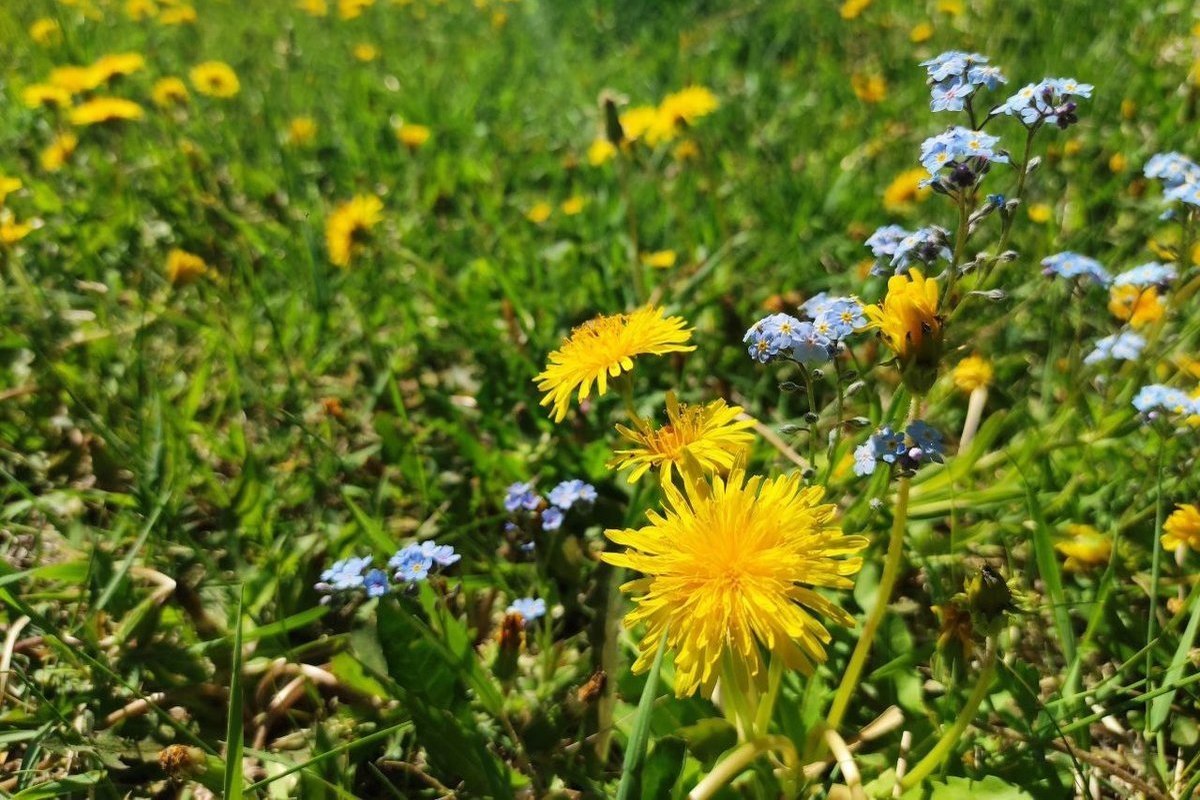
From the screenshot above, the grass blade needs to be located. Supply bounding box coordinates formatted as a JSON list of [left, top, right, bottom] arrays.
[[615, 631, 668, 800], [224, 586, 246, 800]]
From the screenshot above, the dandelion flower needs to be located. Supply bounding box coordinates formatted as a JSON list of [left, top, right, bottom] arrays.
[[190, 61, 241, 98], [325, 195, 383, 268], [587, 138, 617, 166], [952, 355, 993, 393], [1108, 285, 1165, 329], [0, 212, 32, 245], [839, 0, 871, 19], [50, 65, 105, 95], [1027, 203, 1053, 223], [166, 248, 209, 286], [41, 133, 78, 172], [910, 22, 934, 43], [70, 97, 145, 126], [609, 393, 753, 486], [0, 177, 23, 206], [286, 116, 318, 147], [151, 77, 189, 107], [641, 250, 676, 269], [126, 0, 158, 20], [851, 73, 887, 103], [22, 84, 72, 109], [353, 43, 378, 62], [339, 0, 375, 19], [865, 269, 942, 362], [619, 106, 659, 144], [883, 168, 932, 211], [657, 86, 719, 129], [1163, 505, 1200, 552], [396, 123, 431, 150], [297, 0, 328, 15], [30, 18, 61, 46], [561, 195, 585, 216], [603, 470, 866, 698], [90, 53, 146, 83], [534, 306, 694, 422], [525, 201, 552, 224], [158, 5, 197, 24], [1055, 524, 1111, 572]]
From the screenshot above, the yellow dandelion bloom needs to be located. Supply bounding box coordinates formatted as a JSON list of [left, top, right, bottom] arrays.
[[1120, 99, 1136, 120], [151, 77, 189, 107], [602, 470, 865, 698], [287, 116, 318, 146], [126, 0, 158, 19], [158, 5, 197, 24], [298, 0, 328, 14], [70, 97, 145, 126], [641, 250, 677, 269], [90, 53, 146, 83], [41, 133, 78, 172], [525, 201, 552, 224], [937, 0, 964, 15], [865, 269, 942, 362], [587, 138, 617, 166], [325, 194, 383, 268], [1027, 203, 1053, 223], [0, 177, 22, 206], [166, 248, 209, 286], [952, 355, 993, 393], [534, 306, 694, 422], [396, 123, 431, 150], [883, 168, 932, 211], [910, 22, 934, 42], [619, 106, 660, 144], [30, 18, 62, 46], [190, 61, 240, 98], [1163, 504, 1200, 552], [839, 0, 871, 19], [657, 86, 719, 129], [50, 65, 105, 95], [561, 195, 585, 216], [609, 393, 754, 486], [22, 84, 72, 109], [1108, 284, 1164, 329], [339, 0, 375, 19], [1055, 524, 1111, 572], [0, 212, 32, 245], [852, 73, 887, 103], [353, 43, 378, 61], [1109, 153, 1127, 173]]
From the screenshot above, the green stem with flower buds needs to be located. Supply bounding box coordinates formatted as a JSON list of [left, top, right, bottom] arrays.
[[824, 397, 918, 737], [899, 642, 997, 790]]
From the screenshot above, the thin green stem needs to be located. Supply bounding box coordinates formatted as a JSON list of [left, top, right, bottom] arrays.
[[688, 735, 797, 800], [900, 644, 997, 790], [1144, 435, 1166, 748]]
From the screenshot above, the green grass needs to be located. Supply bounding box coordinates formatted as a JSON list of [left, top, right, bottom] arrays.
[[1, 0, 1199, 797]]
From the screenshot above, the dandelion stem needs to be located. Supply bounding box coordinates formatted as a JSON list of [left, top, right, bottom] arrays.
[[688, 735, 797, 800], [824, 398, 917, 735], [1144, 435, 1166, 752], [899, 643, 997, 790]]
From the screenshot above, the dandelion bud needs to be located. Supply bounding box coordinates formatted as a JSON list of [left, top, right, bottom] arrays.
[[601, 92, 624, 146], [493, 611, 525, 682], [965, 565, 1015, 631]]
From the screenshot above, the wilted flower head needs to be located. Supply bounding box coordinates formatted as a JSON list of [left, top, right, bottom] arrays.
[[603, 470, 866, 698], [1040, 251, 1110, 284], [994, 78, 1092, 128], [534, 306, 694, 422], [1083, 331, 1145, 365]]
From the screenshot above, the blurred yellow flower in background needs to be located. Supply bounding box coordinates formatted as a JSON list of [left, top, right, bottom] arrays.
[[287, 116, 318, 147], [166, 248, 209, 286], [561, 196, 585, 216], [50, 65, 105, 95], [609, 393, 754, 486], [151, 77, 189, 107], [910, 22, 934, 42], [339, 0, 375, 19], [353, 43, 379, 61], [1163, 505, 1200, 552], [587, 138, 616, 166], [70, 97, 145, 126], [852, 73, 887, 103], [126, 0, 158, 19], [525, 202, 552, 224], [839, 0, 871, 19], [937, 0, 964, 14], [0, 177, 22, 206], [159, 5, 197, 24], [641, 250, 677, 269], [0, 213, 33, 245], [673, 139, 700, 161], [1055, 524, 1111, 571], [41, 133, 78, 172], [22, 84, 73, 109], [1108, 153, 1127, 173], [883, 168, 932, 211], [326, 195, 383, 268], [298, 0, 329, 14], [1027, 203, 1052, 223], [190, 61, 240, 98], [952, 355, 993, 393], [1108, 285, 1164, 329], [30, 18, 62, 46], [91, 53, 146, 83], [534, 306, 694, 422], [396, 123, 431, 150]]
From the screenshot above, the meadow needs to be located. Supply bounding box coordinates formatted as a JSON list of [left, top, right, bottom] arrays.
[[1, 0, 1200, 797]]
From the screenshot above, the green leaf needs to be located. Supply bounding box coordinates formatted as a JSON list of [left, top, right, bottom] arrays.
[[640, 737, 687, 800], [224, 587, 246, 800], [1150, 588, 1200, 731], [924, 775, 1035, 800], [617, 632, 668, 800], [10, 772, 104, 799]]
